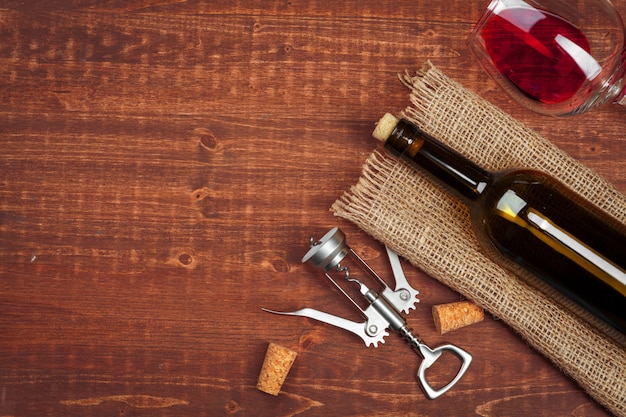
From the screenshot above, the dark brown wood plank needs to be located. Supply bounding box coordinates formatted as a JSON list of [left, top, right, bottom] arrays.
[[1, 2, 624, 416]]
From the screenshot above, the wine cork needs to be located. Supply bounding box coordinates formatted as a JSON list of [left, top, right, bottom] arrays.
[[256, 343, 298, 396], [372, 113, 399, 142], [432, 301, 485, 334]]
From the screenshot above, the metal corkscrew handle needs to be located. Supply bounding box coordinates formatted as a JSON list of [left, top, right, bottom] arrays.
[[398, 326, 473, 399]]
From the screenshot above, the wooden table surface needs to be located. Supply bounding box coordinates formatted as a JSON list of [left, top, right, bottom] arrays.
[[1, 2, 625, 416]]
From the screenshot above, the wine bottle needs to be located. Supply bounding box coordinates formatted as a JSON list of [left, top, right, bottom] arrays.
[[372, 113, 626, 340]]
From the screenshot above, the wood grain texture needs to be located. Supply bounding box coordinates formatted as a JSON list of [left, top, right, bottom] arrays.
[[1, 2, 624, 416]]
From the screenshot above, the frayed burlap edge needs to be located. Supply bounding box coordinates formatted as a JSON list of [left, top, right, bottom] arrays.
[[332, 62, 626, 416]]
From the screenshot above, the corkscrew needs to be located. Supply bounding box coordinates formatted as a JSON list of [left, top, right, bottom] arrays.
[[262, 227, 472, 399]]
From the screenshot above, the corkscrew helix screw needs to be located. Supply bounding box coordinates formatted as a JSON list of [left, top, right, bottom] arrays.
[[262, 227, 472, 399]]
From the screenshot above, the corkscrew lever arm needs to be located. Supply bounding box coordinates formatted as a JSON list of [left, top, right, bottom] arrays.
[[383, 247, 420, 314], [260, 307, 389, 348]]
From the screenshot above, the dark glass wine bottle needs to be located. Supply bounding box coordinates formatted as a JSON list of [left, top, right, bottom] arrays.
[[373, 113, 626, 341]]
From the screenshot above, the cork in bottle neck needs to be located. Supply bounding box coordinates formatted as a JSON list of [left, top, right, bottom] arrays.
[[373, 113, 425, 158], [373, 113, 401, 142]]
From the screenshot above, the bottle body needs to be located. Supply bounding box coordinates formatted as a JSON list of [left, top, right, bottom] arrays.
[[473, 169, 626, 337], [379, 116, 626, 340]]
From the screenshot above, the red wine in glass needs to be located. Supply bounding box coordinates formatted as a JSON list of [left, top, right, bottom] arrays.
[[468, 0, 626, 116], [481, 7, 593, 104]]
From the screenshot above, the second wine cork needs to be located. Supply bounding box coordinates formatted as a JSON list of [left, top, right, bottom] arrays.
[[256, 343, 298, 396], [432, 301, 485, 334]]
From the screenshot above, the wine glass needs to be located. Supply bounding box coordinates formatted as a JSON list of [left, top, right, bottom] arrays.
[[468, 0, 626, 116]]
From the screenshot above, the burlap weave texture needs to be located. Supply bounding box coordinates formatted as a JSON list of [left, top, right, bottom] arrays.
[[332, 62, 626, 416]]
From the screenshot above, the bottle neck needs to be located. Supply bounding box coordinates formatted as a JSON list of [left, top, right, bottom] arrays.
[[384, 120, 492, 203]]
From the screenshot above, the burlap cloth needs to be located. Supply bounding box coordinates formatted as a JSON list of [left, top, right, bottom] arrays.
[[332, 62, 626, 416]]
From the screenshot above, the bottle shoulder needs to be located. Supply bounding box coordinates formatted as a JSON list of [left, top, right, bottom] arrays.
[[471, 168, 585, 226], [486, 169, 563, 199]]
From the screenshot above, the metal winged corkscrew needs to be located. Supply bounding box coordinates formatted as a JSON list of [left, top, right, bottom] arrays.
[[262, 227, 472, 399]]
